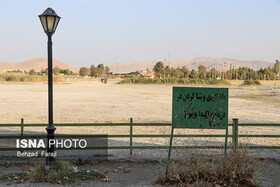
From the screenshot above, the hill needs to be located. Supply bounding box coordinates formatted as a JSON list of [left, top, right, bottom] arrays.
[[109, 57, 274, 73], [0, 58, 79, 73]]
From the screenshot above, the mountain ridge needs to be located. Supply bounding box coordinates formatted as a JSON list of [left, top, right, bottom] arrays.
[[0, 57, 79, 73], [109, 57, 274, 73], [0, 57, 275, 74]]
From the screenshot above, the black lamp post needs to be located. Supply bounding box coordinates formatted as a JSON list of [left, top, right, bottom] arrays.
[[39, 8, 61, 169]]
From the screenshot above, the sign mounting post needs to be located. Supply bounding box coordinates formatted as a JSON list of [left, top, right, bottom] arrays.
[[166, 87, 229, 176]]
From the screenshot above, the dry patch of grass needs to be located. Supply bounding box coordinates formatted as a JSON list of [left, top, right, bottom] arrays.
[[242, 80, 261, 86], [120, 77, 231, 85], [0, 72, 65, 82], [155, 148, 260, 187]]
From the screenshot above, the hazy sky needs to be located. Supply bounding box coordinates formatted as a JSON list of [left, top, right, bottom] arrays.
[[1, 0, 280, 68]]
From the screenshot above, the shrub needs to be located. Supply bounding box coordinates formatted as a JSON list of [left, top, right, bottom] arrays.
[[119, 77, 231, 85], [155, 148, 259, 186], [29, 160, 103, 184], [242, 80, 261, 86], [0, 73, 65, 82]]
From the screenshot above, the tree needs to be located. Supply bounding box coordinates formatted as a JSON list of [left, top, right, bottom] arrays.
[[90, 65, 98, 77], [65, 69, 70, 75], [274, 60, 280, 76], [60, 69, 70, 75], [181, 66, 190, 78], [199, 72, 206, 79], [53, 66, 61, 75], [165, 65, 171, 78], [264, 67, 276, 80], [198, 65, 207, 73], [79, 67, 90, 76], [97, 64, 104, 76], [153, 61, 165, 77], [29, 69, 36, 75], [208, 68, 217, 79], [171, 67, 180, 78], [190, 69, 198, 79], [105, 66, 110, 74]]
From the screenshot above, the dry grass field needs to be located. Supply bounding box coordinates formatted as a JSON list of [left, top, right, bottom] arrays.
[[0, 79, 279, 159]]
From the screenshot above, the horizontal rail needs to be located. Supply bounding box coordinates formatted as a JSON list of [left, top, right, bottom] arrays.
[[0, 134, 233, 139], [0, 123, 170, 127], [0, 118, 279, 153], [1, 123, 280, 127], [2, 134, 280, 139], [1, 145, 279, 151], [237, 123, 280, 127]]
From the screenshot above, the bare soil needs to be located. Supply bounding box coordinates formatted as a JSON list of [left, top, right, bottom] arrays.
[[0, 80, 279, 124], [0, 159, 279, 186], [0, 80, 279, 186]]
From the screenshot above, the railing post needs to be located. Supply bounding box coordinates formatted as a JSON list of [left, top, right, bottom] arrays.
[[232, 118, 238, 149], [21, 118, 24, 137], [130, 118, 133, 155]]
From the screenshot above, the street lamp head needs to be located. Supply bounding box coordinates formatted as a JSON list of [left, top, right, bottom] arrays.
[[39, 8, 61, 36]]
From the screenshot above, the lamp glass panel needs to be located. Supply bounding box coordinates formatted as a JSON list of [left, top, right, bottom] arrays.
[[47, 16, 55, 32], [53, 17, 60, 33], [40, 16, 47, 32]]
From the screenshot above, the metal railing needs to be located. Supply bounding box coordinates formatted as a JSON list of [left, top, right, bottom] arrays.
[[0, 118, 279, 153]]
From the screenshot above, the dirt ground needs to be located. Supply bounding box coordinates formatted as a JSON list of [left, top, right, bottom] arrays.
[[0, 80, 279, 186], [0, 159, 279, 186], [0, 80, 279, 155], [0, 79, 279, 124]]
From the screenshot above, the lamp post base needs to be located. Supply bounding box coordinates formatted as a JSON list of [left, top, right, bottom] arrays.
[[45, 156, 56, 170], [46, 125, 56, 170]]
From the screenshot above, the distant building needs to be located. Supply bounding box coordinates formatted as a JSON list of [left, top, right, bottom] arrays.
[[139, 71, 156, 79]]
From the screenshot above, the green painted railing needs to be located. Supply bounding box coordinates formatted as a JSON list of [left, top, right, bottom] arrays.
[[0, 118, 279, 153]]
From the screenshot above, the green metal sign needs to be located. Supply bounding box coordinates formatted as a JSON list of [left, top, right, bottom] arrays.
[[172, 87, 228, 129], [166, 87, 229, 176]]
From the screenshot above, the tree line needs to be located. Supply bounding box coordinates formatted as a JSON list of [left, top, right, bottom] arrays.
[[7, 67, 75, 76], [79, 64, 110, 77], [150, 60, 280, 80]]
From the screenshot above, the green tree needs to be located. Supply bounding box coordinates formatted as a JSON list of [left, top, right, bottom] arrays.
[[29, 69, 36, 75], [170, 67, 180, 78], [190, 69, 198, 79], [105, 66, 110, 74], [53, 66, 61, 75], [153, 61, 165, 77], [199, 71, 206, 79], [198, 65, 207, 73], [79, 67, 90, 76], [181, 66, 190, 78], [164, 65, 171, 78], [97, 64, 105, 76], [90, 65, 98, 77], [257, 68, 265, 80], [60, 69, 70, 75], [65, 69, 70, 75], [274, 60, 280, 76], [264, 67, 276, 80], [208, 68, 217, 79]]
